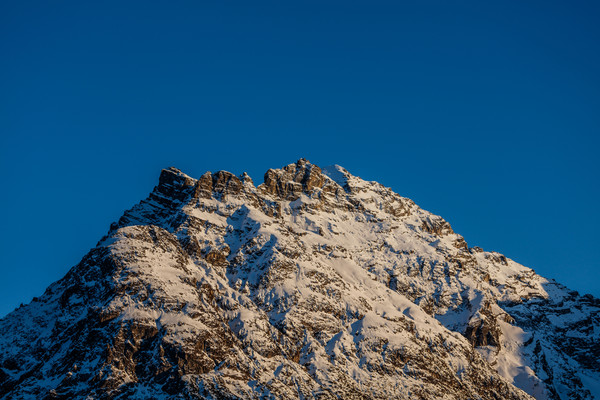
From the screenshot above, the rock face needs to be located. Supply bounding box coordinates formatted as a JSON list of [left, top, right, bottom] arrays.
[[0, 159, 598, 400], [262, 158, 326, 199]]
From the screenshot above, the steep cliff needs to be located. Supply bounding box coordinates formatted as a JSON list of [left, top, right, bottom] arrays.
[[1, 159, 598, 399]]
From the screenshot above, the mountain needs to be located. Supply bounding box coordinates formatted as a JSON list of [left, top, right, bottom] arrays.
[[0, 159, 598, 400]]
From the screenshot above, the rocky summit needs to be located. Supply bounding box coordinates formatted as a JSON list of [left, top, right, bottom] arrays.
[[0, 159, 598, 400]]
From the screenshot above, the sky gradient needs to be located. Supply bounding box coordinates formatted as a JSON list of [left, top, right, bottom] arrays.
[[1, 1, 599, 317]]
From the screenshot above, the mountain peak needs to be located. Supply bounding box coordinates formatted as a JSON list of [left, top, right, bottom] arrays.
[[156, 166, 197, 201], [1, 160, 598, 400], [260, 158, 326, 199]]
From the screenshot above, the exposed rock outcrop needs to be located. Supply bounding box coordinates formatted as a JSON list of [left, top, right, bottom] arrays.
[[1, 159, 598, 400], [261, 158, 325, 199]]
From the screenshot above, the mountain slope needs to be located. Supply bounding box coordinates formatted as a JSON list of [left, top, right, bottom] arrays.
[[0, 159, 598, 399]]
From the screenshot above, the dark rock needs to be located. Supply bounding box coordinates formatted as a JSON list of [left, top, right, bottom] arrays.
[[156, 167, 197, 202], [421, 215, 454, 236], [194, 172, 213, 199], [262, 159, 325, 199], [212, 171, 242, 197], [240, 172, 253, 186]]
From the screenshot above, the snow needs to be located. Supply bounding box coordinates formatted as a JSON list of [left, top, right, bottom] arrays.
[[187, 208, 229, 227], [482, 320, 549, 399], [579, 372, 600, 399], [1, 160, 597, 400], [321, 165, 349, 188]]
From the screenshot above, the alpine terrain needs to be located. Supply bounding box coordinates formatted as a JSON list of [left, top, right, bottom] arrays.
[[0, 159, 598, 400]]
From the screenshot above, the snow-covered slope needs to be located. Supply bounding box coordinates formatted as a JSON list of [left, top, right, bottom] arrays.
[[0, 159, 598, 399]]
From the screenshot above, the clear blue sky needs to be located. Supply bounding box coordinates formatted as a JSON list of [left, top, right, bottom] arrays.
[[1, 1, 598, 317]]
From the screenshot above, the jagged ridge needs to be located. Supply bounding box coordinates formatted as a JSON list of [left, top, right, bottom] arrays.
[[0, 159, 598, 399]]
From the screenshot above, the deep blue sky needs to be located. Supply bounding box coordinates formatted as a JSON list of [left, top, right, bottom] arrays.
[[1, 1, 598, 317]]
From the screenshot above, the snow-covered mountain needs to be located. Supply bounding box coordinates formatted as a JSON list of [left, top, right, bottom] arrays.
[[1, 159, 598, 399]]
